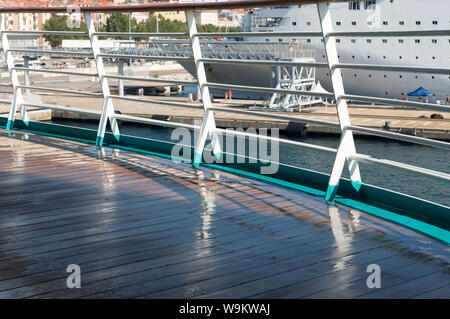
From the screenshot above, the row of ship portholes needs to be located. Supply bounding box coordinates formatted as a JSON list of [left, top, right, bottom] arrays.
[[321, 55, 441, 60], [324, 72, 449, 80]]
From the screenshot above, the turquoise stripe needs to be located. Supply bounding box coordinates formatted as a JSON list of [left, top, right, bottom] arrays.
[[325, 184, 338, 202], [193, 153, 202, 166], [5, 120, 13, 130], [96, 136, 104, 147], [336, 198, 450, 245], [351, 180, 362, 191]]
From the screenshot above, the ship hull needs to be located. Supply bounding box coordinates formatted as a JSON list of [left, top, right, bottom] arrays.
[[180, 61, 275, 100]]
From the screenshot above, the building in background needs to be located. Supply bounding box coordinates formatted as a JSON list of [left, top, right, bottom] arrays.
[[194, 10, 219, 25]]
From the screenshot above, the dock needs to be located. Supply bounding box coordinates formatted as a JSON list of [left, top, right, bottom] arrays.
[[0, 129, 448, 299], [1, 65, 449, 140], [43, 94, 450, 140]]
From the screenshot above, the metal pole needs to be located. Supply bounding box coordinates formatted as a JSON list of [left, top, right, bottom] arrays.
[[85, 13, 120, 146], [127, 0, 132, 67], [24, 55, 30, 95], [186, 9, 222, 165], [317, 2, 362, 201], [118, 59, 124, 97], [1, 14, 29, 129]]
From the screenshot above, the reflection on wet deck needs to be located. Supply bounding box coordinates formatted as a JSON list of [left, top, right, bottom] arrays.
[[0, 129, 448, 299]]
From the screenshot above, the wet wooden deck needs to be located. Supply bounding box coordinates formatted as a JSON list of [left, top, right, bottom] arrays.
[[0, 129, 448, 299]]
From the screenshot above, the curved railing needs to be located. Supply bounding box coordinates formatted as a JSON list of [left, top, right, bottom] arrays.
[[0, 0, 448, 239]]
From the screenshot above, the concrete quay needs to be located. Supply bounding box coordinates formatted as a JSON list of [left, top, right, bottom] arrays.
[[38, 94, 450, 141]]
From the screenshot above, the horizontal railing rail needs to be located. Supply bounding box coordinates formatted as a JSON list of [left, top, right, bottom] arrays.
[[20, 102, 102, 116], [93, 32, 189, 38], [102, 74, 198, 86], [107, 94, 203, 110], [13, 67, 98, 77], [16, 85, 103, 97], [350, 154, 450, 183], [345, 125, 450, 151]]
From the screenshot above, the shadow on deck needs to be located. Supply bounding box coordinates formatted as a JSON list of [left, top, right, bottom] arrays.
[[0, 129, 448, 299]]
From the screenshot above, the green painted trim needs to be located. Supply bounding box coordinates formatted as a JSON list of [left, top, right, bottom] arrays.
[[193, 153, 202, 166], [1, 120, 449, 244], [5, 119, 13, 130], [351, 180, 362, 192], [96, 136, 104, 147], [336, 198, 450, 245], [325, 185, 338, 202]]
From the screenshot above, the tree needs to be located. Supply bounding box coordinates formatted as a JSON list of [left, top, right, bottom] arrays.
[[43, 15, 87, 47], [103, 13, 138, 33]]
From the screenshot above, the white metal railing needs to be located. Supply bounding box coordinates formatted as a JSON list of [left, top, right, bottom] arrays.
[[0, 0, 448, 204]]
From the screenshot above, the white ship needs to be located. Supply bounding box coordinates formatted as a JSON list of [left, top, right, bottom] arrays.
[[184, 0, 450, 102]]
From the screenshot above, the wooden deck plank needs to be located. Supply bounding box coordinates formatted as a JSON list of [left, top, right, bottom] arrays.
[[0, 129, 448, 299]]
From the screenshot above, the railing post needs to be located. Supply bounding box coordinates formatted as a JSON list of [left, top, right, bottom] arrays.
[[1, 14, 29, 129], [85, 13, 120, 146], [317, 2, 362, 201], [23, 55, 30, 95], [186, 10, 222, 166], [118, 59, 124, 97]]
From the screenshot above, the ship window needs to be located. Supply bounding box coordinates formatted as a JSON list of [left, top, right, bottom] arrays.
[[292, 22, 297, 26], [415, 39, 420, 43], [432, 76, 435, 79], [432, 56, 436, 59], [366, 39, 372, 43], [384, 75, 387, 78], [399, 39, 404, 43], [306, 22, 311, 26], [368, 56, 370, 59], [399, 75, 402, 78], [432, 21, 438, 25], [382, 39, 387, 43], [349, 2, 361, 10], [416, 21, 421, 25], [336, 39, 341, 43], [432, 39, 437, 43], [265, 39, 269, 42], [306, 39, 311, 43], [351, 39, 356, 43], [367, 21, 373, 26], [399, 56, 402, 59], [336, 21, 341, 26], [364, 1, 376, 10], [278, 39, 282, 42], [352, 21, 357, 25], [399, 21, 405, 25], [383, 21, 388, 26]]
